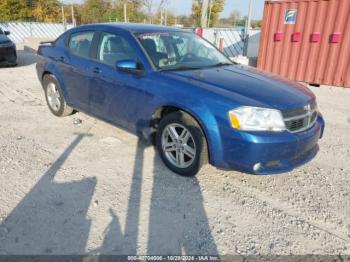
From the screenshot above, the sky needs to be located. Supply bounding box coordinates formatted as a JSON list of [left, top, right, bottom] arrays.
[[64, 0, 266, 20]]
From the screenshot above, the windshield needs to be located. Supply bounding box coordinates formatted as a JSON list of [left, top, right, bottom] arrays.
[[136, 31, 232, 71]]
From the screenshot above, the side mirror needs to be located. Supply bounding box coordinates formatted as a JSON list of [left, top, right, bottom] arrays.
[[4, 31, 10, 35], [116, 60, 144, 76]]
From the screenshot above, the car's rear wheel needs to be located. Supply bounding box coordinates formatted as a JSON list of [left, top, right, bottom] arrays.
[[156, 111, 208, 176], [43, 74, 73, 117]]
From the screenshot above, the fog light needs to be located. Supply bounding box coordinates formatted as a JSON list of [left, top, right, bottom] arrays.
[[253, 163, 261, 172]]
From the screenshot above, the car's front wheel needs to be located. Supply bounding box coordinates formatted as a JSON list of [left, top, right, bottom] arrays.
[[43, 74, 73, 117], [156, 111, 208, 176]]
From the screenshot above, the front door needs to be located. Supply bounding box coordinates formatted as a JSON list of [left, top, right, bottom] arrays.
[[88, 32, 149, 132]]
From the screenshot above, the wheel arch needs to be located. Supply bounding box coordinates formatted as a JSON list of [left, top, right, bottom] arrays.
[[42, 70, 53, 81], [152, 104, 219, 164], [40, 66, 71, 105]]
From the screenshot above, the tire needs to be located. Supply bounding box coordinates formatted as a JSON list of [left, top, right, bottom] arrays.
[[156, 111, 208, 176], [11, 51, 17, 66], [43, 74, 73, 117], [8, 50, 17, 67]]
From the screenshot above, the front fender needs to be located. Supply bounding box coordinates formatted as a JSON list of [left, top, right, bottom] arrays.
[[151, 99, 226, 167]]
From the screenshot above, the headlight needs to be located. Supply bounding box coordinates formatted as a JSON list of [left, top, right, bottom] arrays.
[[228, 106, 286, 132]]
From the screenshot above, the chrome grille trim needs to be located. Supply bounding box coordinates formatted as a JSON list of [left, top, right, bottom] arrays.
[[282, 102, 318, 133]]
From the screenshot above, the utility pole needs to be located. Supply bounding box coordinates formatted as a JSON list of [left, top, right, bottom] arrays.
[[244, 0, 253, 56], [61, 4, 66, 31], [71, 5, 76, 26], [124, 3, 127, 23], [201, 0, 209, 28], [245, 0, 253, 38], [207, 0, 213, 28], [165, 8, 168, 26]]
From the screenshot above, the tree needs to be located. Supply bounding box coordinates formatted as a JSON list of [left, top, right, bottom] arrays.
[[143, 0, 170, 23], [176, 15, 194, 27], [218, 10, 240, 27], [229, 9, 240, 27], [192, 0, 225, 27], [191, 0, 201, 27], [0, 0, 63, 23], [63, 4, 83, 25], [108, 0, 145, 23], [143, 0, 153, 22], [32, 0, 61, 22], [251, 19, 262, 29], [208, 0, 224, 27], [80, 0, 112, 24], [77, 0, 145, 24], [0, 0, 31, 21]]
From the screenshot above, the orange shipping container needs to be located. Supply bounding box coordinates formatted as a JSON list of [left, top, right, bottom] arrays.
[[257, 0, 350, 88]]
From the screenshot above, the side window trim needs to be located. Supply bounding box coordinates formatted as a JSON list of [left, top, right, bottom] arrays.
[[90, 31, 101, 60]]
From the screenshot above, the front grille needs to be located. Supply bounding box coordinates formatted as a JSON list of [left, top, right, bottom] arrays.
[[282, 101, 317, 132]]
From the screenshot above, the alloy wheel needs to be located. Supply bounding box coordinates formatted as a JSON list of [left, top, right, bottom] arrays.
[[46, 82, 61, 112], [161, 123, 196, 169]]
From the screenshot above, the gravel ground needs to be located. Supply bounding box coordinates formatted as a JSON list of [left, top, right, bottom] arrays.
[[0, 49, 349, 256]]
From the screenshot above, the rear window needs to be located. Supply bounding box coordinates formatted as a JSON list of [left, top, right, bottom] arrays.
[[69, 31, 94, 58]]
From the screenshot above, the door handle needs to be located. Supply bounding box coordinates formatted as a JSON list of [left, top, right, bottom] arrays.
[[93, 67, 101, 74], [56, 56, 65, 62]]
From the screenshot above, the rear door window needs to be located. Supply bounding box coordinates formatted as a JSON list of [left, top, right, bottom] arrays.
[[69, 31, 94, 58]]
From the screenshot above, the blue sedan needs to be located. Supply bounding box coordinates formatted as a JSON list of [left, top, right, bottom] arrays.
[[36, 23, 325, 176]]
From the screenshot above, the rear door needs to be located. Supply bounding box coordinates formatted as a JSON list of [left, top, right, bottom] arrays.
[[63, 31, 97, 112]]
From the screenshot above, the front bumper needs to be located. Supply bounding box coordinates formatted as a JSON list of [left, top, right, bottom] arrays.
[[0, 45, 17, 65], [215, 114, 325, 175]]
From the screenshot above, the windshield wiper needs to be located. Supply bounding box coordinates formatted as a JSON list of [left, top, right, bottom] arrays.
[[208, 62, 233, 68], [160, 65, 202, 71]]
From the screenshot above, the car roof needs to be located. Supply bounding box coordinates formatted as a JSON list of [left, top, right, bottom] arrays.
[[72, 23, 188, 34]]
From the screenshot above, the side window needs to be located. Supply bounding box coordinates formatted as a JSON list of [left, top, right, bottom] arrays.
[[69, 31, 94, 58], [138, 34, 173, 67], [97, 32, 137, 66]]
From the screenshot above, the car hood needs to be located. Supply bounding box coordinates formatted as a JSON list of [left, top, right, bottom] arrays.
[[0, 34, 11, 43], [166, 65, 315, 110]]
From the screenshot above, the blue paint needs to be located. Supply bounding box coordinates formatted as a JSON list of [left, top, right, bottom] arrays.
[[36, 24, 325, 175]]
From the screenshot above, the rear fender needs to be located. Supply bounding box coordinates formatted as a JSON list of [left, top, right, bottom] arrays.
[[42, 63, 71, 105]]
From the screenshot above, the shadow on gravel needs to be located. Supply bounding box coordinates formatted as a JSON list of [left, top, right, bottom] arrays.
[[100, 138, 218, 255], [0, 133, 217, 255], [0, 134, 96, 254], [100, 139, 145, 254], [147, 155, 218, 254]]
